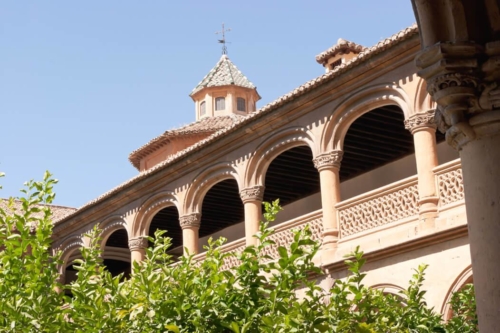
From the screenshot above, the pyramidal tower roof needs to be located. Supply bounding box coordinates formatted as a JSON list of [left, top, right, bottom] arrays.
[[190, 54, 256, 96]]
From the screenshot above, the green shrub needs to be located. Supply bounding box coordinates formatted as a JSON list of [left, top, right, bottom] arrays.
[[0, 172, 478, 332]]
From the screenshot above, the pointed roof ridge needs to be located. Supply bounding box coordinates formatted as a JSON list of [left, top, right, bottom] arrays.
[[190, 54, 256, 96]]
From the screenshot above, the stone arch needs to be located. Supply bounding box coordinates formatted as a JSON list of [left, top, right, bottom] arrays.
[[56, 235, 85, 284], [413, 77, 436, 114], [370, 283, 406, 304], [99, 215, 128, 251], [321, 83, 412, 152], [131, 191, 180, 238], [441, 265, 473, 318], [184, 162, 241, 215], [244, 126, 317, 188], [370, 283, 405, 295]]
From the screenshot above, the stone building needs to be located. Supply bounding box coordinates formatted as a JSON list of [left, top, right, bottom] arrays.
[[51, 25, 470, 318]]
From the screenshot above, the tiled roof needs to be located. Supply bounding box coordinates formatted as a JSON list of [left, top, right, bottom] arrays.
[[190, 55, 256, 96], [129, 115, 246, 169], [315, 38, 367, 65], [0, 199, 76, 222], [55, 24, 419, 226]]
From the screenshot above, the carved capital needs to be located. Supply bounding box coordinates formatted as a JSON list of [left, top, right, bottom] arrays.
[[404, 110, 437, 133], [240, 185, 265, 203], [128, 237, 148, 251], [415, 42, 500, 150], [313, 150, 343, 171], [179, 213, 201, 229]]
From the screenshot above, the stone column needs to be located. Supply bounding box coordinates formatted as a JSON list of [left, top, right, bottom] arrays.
[[405, 110, 439, 219], [414, 39, 500, 331], [240, 185, 264, 246], [180, 213, 201, 255], [313, 150, 343, 253], [128, 236, 148, 264]]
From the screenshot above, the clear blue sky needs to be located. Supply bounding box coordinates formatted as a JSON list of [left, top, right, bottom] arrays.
[[0, 1, 416, 208]]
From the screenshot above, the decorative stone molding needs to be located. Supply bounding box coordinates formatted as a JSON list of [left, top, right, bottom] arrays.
[[128, 237, 148, 251], [404, 110, 437, 133], [179, 213, 201, 229], [240, 185, 265, 203], [313, 150, 343, 171]]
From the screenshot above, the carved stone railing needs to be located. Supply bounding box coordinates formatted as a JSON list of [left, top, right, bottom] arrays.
[[434, 159, 464, 208], [260, 210, 323, 262], [337, 176, 419, 238], [192, 210, 323, 270], [220, 239, 246, 270]]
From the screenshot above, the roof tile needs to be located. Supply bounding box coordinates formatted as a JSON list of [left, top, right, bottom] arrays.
[[190, 55, 256, 96], [129, 115, 246, 169]]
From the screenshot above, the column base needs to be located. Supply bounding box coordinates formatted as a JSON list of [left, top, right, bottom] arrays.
[[313, 247, 337, 267], [418, 196, 439, 219]]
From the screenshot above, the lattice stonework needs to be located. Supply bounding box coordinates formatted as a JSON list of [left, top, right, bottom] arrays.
[[438, 168, 464, 206], [339, 185, 419, 237], [260, 218, 323, 261], [221, 244, 246, 271]]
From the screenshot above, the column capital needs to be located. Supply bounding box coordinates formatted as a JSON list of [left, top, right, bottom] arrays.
[[415, 42, 500, 150], [313, 150, 343, 171], [128, 236, 148, 251], [240, 185, 264, 203], [404, 110, 437, 133], [179, 213, 201, 229]]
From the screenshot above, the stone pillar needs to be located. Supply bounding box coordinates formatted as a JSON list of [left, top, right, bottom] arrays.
[[405, 110, 439, 218], [180, 213, 201, 255], [413, 39, 500, 331], [128, 236, 148, 264], [240, 185, 264, 246], [313, 150, 343, 252]]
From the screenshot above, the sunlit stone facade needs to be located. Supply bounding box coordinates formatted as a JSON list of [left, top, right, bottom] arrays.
[[52, 26, 471, 317]]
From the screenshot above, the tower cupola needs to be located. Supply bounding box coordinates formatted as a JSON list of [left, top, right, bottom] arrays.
[[189, 54, 261, 121]]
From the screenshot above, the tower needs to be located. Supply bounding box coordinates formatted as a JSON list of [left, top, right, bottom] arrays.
[[189, 54, 261, 121]]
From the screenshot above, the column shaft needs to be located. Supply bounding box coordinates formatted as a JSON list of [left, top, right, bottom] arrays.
[[461, 130, 500, 329], [406, 111, 439, 218], [240, 186, 264, 247], [313, 151, 343, 251], [180, 213, 201, 255], [182, 226, 199, 255]]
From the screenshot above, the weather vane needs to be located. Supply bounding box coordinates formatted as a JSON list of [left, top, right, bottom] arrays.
[[215, 23, 231, 55]]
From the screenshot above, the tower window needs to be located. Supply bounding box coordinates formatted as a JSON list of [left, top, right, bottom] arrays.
[[200, 101, 206, 116], [215, 97, 225, 111], [237, 97, 246, 112], [330, 58, 342, 70]]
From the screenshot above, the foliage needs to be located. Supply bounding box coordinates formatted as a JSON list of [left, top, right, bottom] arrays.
[[0, 173, 478, 332]]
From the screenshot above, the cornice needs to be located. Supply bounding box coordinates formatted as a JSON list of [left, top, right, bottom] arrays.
[[318, 224, 468, 276]]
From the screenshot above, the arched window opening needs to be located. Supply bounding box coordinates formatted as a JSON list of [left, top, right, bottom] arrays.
[[340, 105, 416, 199], [237, 97, 246, 112], [64, 260, 80, 297], [149, 206, 182, 257], [103, 229, 130, 279], [445, 276, 474, 321], [200, 101, 206, 116], [215, 97, 225, 111], [199, 179, 244, 243], [263, 146, 320, 222]]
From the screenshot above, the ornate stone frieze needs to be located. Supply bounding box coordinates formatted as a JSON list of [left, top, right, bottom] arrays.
[[179, 213, 201, 229], [313, 150, 343, 171], [240, 185, 265, 203], [128, 237, 148, 251], [404, 110, 437, 133]]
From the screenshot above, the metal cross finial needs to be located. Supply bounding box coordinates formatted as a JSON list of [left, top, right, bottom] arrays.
[[215, 23, 231, 55]]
